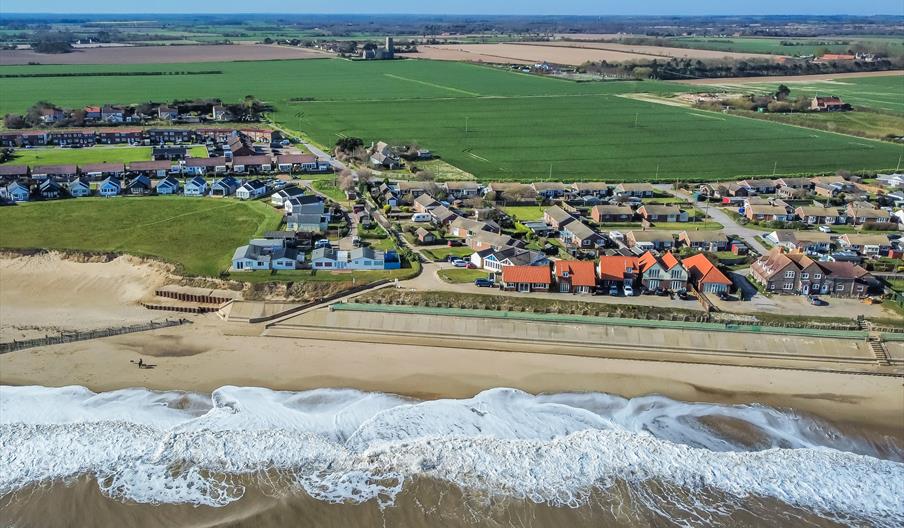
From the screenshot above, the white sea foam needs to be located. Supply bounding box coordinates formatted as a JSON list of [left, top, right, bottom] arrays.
[[1, 385, 902, 527]]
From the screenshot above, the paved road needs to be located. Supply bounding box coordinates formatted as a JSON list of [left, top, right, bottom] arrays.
[[656, 184, 770, 255]]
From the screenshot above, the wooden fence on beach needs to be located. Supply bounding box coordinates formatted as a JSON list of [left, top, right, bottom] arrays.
[[0, 318, 190, 354]]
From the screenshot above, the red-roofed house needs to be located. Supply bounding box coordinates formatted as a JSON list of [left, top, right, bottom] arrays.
[[500, 265, 552, 293], [597, 256, 639, 289], [683, 253, 733, 294], [553, 260, 596, 294], [810, 96, 850, 112]]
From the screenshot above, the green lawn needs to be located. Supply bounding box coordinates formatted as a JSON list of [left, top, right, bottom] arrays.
[[188, 145, 209, 158], [438, 268, 489, 284], [0, 59, 900, 182], [502, 205, 545, 221], [422, 246, 474, 261], [3, 146, 153, 166], [0, 197, 281, 276], [312, 179, 349, 203]]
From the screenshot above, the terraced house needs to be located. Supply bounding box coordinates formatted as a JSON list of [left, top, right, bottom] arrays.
[[750, 248, 875, 297]]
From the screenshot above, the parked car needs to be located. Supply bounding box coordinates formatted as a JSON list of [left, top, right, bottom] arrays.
[[447, 240, 463, 247], [818, 225, 832, 233], [655, 289, 670, 297], [717, 291, 731, 301], [623, 284, 634, 296], [609, 285, 619, 296], [466, 262, 477, 269], [808, 296, 827, 306], [452, 259, 468, 268], [352, 236, 362, 248], [314, 239, 332, 249], [474, 278, 494, 288], [676, 291, 690, 301]]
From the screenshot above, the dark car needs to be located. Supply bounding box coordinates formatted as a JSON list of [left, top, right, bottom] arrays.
[[447, 240, 463, 247], [808, 296, 827, 306], [676, 290, 690, 301], [717, 291, 731, 301], [474, 278, 495, 288], [655, 289, 670, 297]]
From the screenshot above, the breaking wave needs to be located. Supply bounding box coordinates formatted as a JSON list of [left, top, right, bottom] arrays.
[[1, 386, 902, 527]]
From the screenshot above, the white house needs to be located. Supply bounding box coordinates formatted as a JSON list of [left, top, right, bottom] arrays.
[[311, 247, 341, 269], [236, 179, 268, 200], [210, 176, 240, 197], [231, 239, 304, 271], [286, 212, 329, 233], [347, 247, 385, 270], [183, 176, 208, 197], [6, 181, 30, 202], [270, 186, 306, 208], [155, 176, 181, 195], [66, 178, 92, 198], [98, 177, 121, 197], [284, 195, 324, 215]]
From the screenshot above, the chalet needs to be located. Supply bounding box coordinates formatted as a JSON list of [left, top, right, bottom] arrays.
[[500, 265, 552, 293], [766, 230, 835, 254], [846, 202, 891, 225], [531, 181, 568, 199], [232, 239, 304, 271], [31, 165, 78, 181], [184, 175, 208, 196], [155, 175, 181, 195], [48, 130, 95, 147], [414, 193, 439, 213], [683, 253, 732, 294], [286, 212, 329, 233], [597, 256, 640, 289], [210, 176, 240, 197], [678, 231, 729, 252], [184, 156, 228, 175], [473, 246, 548, 273], [0, 165, 29, 181], [80, 162, 125, 180], [357, 211, 374, 228], [236, 179, 269, 200], [810, 96, 850, 112], [613, 183, 654, 198], [310, 247, 340, 269], [554, 260, 596, 294], [147, 128, 196, 145], [638, 204, 686, 223], [97, 128, 142, 145], [128, 160, 172, 179], [430, 205, 458, 225], [271, 186, 306, 208], [625, 231, 674, 251], [442, 181, 482, 198], [126, 175, 152, 195], [795, 206, 840, 225], [232, 155, 273, 174], [347, 247, 389, 270], [66, 178, 91, 198], [6, 181, 30, 202], [571, 182, 609, 198], [745, 204, 791, 223], [591, 204, 635, 223], [543, 205, 576, 230], [101, 105, 125, 123], [560, 220, 605, 249], [839, 234, 891, 258], [38, 179, 62, 200], [276, 154, 329, 173], [98, 176, 121, 197], [416, 227, 436, 244]]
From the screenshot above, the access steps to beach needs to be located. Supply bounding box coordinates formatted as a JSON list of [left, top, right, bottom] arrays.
[[867, 334, 891, 366]]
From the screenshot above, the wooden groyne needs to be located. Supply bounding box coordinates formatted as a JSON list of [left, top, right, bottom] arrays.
[[0, 318, 190, 353]]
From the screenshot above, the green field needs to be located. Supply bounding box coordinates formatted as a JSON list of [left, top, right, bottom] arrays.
[[0, 197, 281, 276], [2, 146, 154, 166], [501, 205, 545, 221], [1, 59, 901, 181], [732, 109, 904, 140], [667, 36, 904, 57]]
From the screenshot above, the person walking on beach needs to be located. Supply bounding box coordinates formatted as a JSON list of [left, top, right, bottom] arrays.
[[137, 358, 143, 369]]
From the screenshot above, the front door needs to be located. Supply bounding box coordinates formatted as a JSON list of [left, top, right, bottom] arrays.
[[802, 284, 810, 295], [518, 283, 530, 293]]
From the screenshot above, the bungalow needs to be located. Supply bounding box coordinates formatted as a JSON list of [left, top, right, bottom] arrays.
[[638, 204, 686, 223], [531, 181, 568, 199], [84, 105, 101, 121], [126, 175, 153, 195], [0, 165, 29, 181], [240, 129, 274, 143], [347, 247, 386, 270], [414, 193, 439, 213], [745, 204, 791, 223], [80, 162, 125, 180], [31, 165, 78, 181], [613, 183, 654, 198], [776, 177, 813, 191], [813, 182, 841, 199], [38, 179, 63, 199], [678, 230, 730, 252], [467, 230, 521, 252], [98, 176, 121, 197], [271, 186, 306, 208], [560, 220, 605, 249], [522, 221, 554, 237], [184, 156, 228, 175], [738, 179, 777, 195], [370, 142, 401, 169], [839, 234, 891, 258], [571, 182, 609, 198], [6, 181, 30, 202], [383, 191, 399, 208], [810, 96, 850, 112], [39, 107, 65, 123], [625, 230, 674, 251], [224, 135, 255, 159], [236, 179, 268, 200], [430, 205, 458, 225], [449, 217, 500, 238], [128, 160, 173, 179], [597, 256, 640, 289], [484, 182, 537, 203], [66, 178, 92, 198], [876, 173, 904, 190], [184, 175, 208, 197], [153, 146, 188, 161], [683, 253, 732, 294], [795, 206, 840, 225], [232, 155, 273, 174], [543, 205, 576, 230], [286, 212, 329, 233], [846, 202, 891, 225], [284, 195, 324, 215], [157, 106, 179, 120], [0, 186, 7, 202], [311, 247, 340, 269], [397, 181, 427, 198], [500, 264, 552, 293], [766, 230, 835, 254], [155, 175, 181, 195], [442, 181, 482, 199], [554, 260, 596, 294], [591, 204, 635, 223], [357, 211, 374, 228], [777, 186, 809, 200], [101, 105, 125, 123], [474, 246, 548, 273], [211, 105, 232, 121], [276, 154, 329, 173], [416, 227, 437, 244], [232, 239, 304, 271]]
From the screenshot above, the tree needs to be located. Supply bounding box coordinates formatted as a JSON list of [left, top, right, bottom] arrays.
[[632, 66, 653, 80], [3, 114, 26, 129], [774, 84, 791, 101], [335, 136, 364, 154], [337, 169, 355, 192]]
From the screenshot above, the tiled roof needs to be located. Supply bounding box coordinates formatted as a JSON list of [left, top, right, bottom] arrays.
[[683, 253, 732, 286], [554, 260, 596, 287], [598, 256, 639, 282], [502, 265, 551, 284]]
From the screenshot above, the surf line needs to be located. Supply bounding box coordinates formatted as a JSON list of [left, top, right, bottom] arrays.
[[383, 74, 480, 96]]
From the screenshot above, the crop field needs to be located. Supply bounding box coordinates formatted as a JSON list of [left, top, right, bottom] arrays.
[[0, 197, 281, 276], [666, 36, 904, 57], [0, 59, 901, 181], [2, 146, 154, 167]]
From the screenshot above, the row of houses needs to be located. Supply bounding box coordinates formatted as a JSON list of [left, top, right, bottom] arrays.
[[698, 175, 861, 201], [230, 239, 401, 272], [29, 102, 256, 127], [0, 127, 279, 148], [764, 230, 898, 259], [750, 248, 878, 298], [379, 179, 657, 205], [497, 252, 732, 295], [0, 154, 331, 185], [744, 199, 894, 226]]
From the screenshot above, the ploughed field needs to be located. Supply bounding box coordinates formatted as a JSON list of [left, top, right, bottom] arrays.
[[0, 197, 282, 276], [1, 59, 900, 181]]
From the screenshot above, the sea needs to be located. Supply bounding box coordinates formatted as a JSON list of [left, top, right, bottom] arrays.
[[0, 385, 901, 528]]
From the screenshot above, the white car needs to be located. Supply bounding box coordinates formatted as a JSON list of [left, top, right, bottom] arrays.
[[818, 225, 832, 233], [623, 285, 634, 296], [452, 259, 468, 268]]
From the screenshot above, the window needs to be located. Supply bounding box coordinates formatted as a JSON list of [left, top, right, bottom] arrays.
[[784, 271, 795, 278], [783, 282, 794, 290], [800, 273, 809, 279], [836, 284, 844, 291], [813, 274, 822, 280]]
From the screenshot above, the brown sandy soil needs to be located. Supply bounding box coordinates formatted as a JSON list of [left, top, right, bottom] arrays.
[[677, 70, 904, 85], [517, 41, 781, 61], [0, 44, 330, 66], [0, 253, 173, 341]]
